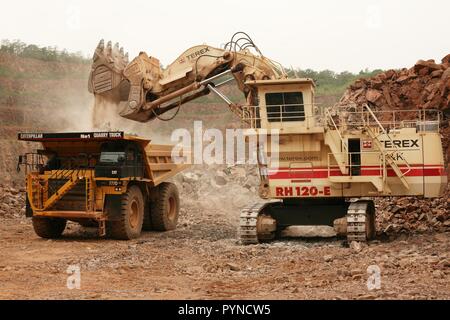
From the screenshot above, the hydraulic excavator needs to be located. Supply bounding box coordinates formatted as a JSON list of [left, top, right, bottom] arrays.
[[88, 32, 447, 243]]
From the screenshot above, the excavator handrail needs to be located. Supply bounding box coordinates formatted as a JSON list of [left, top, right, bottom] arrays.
[[324, 107, 349, 152], [241, 103, 325, 129], [330, 106, 442, 132], [362, 104, 412, 176]]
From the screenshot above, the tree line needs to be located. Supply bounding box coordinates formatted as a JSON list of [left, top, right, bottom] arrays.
[[286, 68, 383, 94], [0, 39, 89, 64]]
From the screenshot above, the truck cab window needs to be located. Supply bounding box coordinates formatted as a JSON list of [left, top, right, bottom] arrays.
[[99, 152, 126, 163]]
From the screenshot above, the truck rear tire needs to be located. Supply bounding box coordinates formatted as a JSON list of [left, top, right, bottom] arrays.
[[150, 182, 179, 231], [108, 185, 144, 240], [32, 217, 66, 239]]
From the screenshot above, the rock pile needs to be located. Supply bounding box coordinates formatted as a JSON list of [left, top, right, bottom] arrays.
[[375, 191, 450, 236], [338, 54, 450, 112], [0, 184, 25, 219]]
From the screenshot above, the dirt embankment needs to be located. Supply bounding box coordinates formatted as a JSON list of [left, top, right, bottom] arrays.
[[0, 53, 244, 185], [0, 53, 93, 185], [338, 54, 450, 111]]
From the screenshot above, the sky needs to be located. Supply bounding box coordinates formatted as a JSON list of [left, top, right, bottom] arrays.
[[0, 0, 449, 72]]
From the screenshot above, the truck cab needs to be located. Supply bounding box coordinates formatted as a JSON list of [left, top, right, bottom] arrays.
[[95, 141, 145, 178]]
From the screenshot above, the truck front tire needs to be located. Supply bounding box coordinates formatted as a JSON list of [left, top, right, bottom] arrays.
[[32, 217, 66, 239], [150, 182, 180, 231], [107, 185, 144, 240]]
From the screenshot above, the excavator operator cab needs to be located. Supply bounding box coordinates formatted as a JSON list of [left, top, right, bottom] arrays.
[[244, 78, 323, 134]]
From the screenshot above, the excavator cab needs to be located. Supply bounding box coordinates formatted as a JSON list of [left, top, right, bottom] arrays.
[[243, 78, 324, 133]]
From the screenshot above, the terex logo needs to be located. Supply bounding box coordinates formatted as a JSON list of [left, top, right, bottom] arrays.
[[379, 139, 419, 149], [186, 47, 210, 61]]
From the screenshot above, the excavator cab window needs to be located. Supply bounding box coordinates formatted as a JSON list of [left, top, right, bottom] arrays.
[[265, 92, 305, 122]]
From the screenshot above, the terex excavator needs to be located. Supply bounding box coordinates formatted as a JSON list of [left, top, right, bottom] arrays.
[[88, 32, 447, 244]]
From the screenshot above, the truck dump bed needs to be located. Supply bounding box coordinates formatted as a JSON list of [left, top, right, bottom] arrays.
[[18, 131, 188, 186]]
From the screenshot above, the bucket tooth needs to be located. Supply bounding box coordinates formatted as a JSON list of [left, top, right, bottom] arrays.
[[97, 39, 104, 50], [93, 39, 105, 61], [113, 43, 120, 58], [106, 41, 112, 55]]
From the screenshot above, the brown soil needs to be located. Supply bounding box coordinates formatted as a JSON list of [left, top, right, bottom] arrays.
[[0, 214, 448, 300], [0, 170, 449, 300]]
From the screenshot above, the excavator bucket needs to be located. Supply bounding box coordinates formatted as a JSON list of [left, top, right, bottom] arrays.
[[88, 40, 130, 127], [88, 40, 168, 125], [88, 40, 128, 95]]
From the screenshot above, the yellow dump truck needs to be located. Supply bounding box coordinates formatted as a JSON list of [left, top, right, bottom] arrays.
[[17, 131, 188, 240]]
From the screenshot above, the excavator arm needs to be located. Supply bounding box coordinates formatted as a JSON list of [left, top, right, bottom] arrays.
[[88, 33, 287, 125]]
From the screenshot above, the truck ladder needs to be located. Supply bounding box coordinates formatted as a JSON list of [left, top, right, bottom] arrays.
[[85, 172, 95, 212]]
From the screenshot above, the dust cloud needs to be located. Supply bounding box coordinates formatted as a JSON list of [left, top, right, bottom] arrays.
[[46, 95, 171, 144]]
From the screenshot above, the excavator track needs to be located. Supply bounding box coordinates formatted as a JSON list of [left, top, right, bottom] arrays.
[[346, 200, 375, 242], [239, 202, 276, 245]]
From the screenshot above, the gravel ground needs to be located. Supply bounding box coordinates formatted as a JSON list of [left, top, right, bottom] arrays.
[[0, 166, 448, 300], [0, 205, 448, 300]]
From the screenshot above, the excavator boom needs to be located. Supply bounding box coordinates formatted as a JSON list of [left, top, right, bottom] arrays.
[[88, 33, 287, 125]]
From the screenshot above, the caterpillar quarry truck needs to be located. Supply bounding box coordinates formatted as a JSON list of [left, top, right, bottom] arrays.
[[87, 32, 447, 243], [18, 131, 188, 240]]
